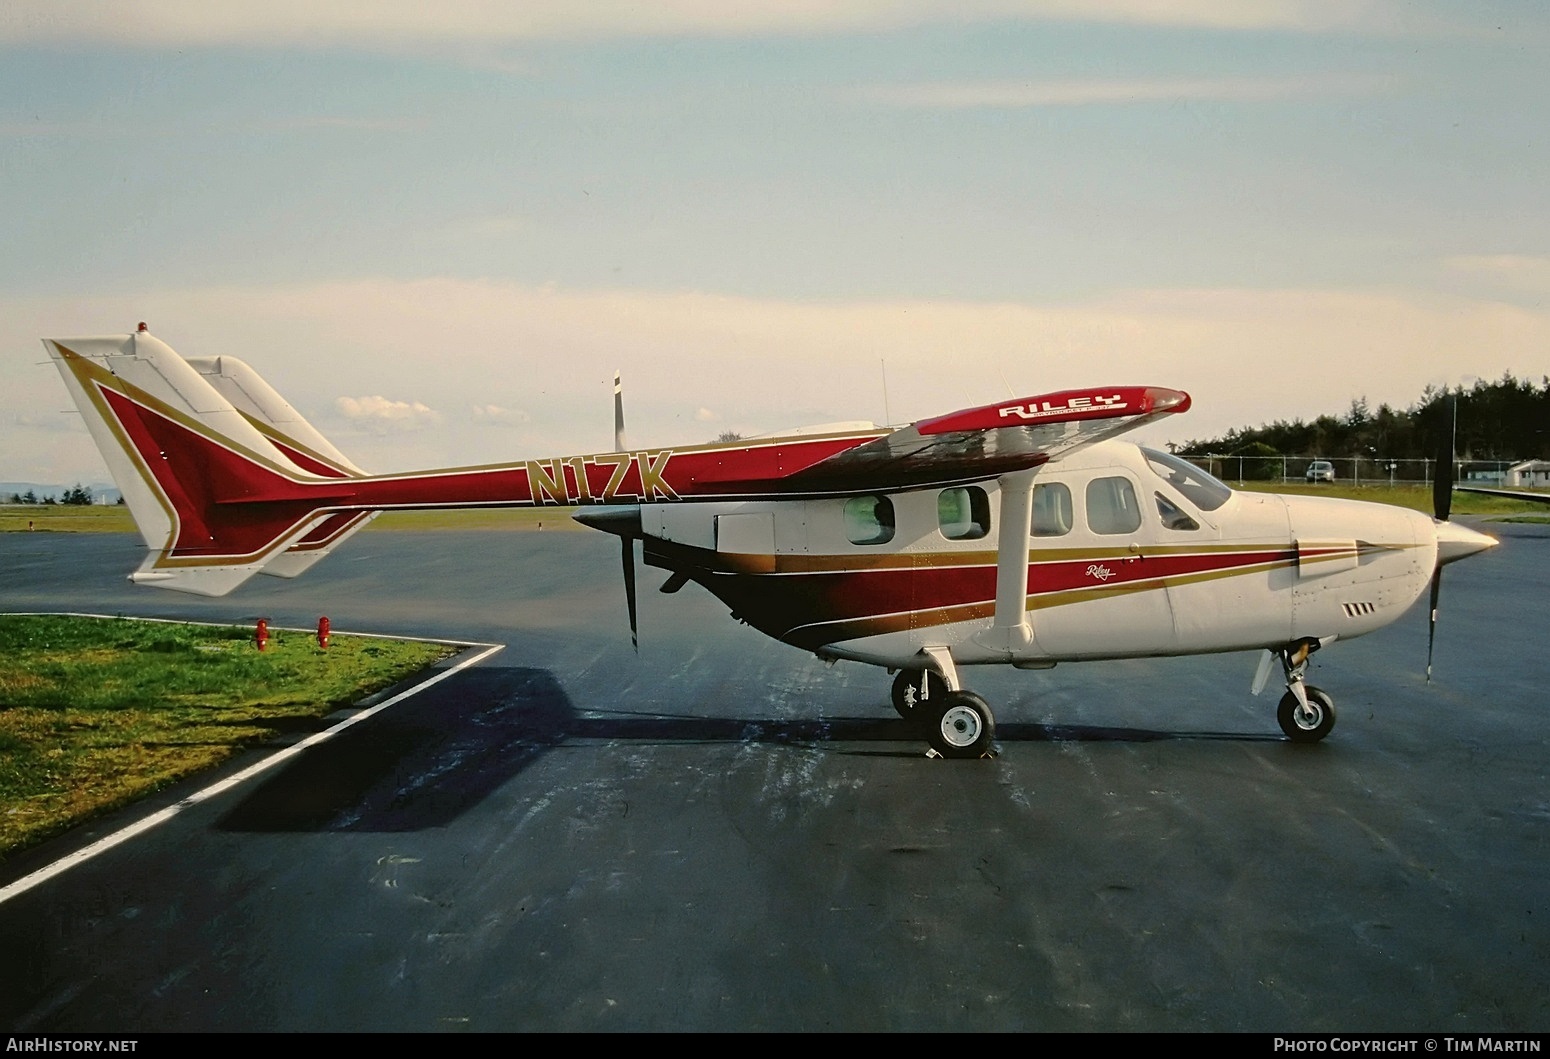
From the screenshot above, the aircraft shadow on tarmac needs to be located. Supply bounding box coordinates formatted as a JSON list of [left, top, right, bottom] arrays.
[[216, 664, 1281, 835]]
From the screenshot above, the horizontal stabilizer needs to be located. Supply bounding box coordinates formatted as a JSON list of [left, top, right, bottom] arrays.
[[187, 354, 377, 576]]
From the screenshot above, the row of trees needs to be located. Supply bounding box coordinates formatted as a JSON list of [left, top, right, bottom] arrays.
[[1172, 373, 1550, 463], [7, 485, 98, 505]]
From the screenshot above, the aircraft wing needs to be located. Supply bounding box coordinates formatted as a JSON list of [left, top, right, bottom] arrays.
[[770, 386, 1190, 493], [1455, 485, 1550, 506]]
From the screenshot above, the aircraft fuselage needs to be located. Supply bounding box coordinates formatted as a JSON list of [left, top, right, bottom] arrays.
[[635, 440, 1448, 670]]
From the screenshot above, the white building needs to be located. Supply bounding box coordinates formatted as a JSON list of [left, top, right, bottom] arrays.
[[1506, 459, 1550, 487]]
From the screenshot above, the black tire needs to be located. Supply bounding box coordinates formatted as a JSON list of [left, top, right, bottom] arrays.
[[890, 669, 947, 721], [1278, 686, 1336, 742], [926, 690, 996, 759]]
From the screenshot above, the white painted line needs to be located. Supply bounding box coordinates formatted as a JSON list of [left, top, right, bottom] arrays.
[[4, 611, 493, 649], [0, 635, 505, 906]]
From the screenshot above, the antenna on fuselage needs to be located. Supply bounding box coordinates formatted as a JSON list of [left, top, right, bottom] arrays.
[[614, 371, 627, 451]]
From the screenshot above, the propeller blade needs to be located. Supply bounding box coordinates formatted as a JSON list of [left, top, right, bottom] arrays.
[[1427, 394, 1456, 682], [1433, 395, 1456, 522], [1425, 567, 1442, 683], [621, 536, 639, 652]]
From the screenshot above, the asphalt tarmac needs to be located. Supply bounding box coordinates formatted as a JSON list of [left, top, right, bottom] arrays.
[[1, 522, 1546, 1032]]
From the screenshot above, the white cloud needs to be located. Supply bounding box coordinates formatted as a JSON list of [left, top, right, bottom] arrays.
[[0, 1, 1430, 50], [335, 394, 440, 433], [694, 407, 719, 422], [857, 74, 1398, 109], [472, 403, 529, 426]]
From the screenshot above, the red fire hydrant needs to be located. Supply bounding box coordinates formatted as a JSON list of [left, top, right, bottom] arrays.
[[255, 618, 269, 652], [317, 616, 330, 650]]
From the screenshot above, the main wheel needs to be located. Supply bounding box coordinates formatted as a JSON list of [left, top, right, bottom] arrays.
[[927, 690, 996, 759], [891, 669, 947, 721], [1277, 686, 1336, 742]]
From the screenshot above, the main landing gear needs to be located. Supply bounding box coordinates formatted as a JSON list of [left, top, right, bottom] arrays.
[[891, 669, 997, 759], [1274, 640, 1337, 743]]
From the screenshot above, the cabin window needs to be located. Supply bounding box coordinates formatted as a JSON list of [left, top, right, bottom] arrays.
[[1155, 492, 1200, 531], [1142, 448, 1231, 511], [1031, 482, 1072, 537], [843, 495, 896, 545], [1086, 476, 1142, 535], [938, 486, 990, 540]]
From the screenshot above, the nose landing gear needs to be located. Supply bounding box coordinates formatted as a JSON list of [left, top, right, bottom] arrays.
[[1274, 640, 1337, 743]]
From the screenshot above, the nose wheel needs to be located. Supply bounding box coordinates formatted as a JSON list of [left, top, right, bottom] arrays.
[[1273, 640, 1337, 743], [1278, 686, 1336, 742]]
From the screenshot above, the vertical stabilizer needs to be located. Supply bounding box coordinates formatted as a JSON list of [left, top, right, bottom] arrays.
[[187, 355, 367, 476], [187, 355, 378, 577], [44, 332, 345, 595]]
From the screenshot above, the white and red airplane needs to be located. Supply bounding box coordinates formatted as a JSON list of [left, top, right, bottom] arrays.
[[42, 327, 1498, 758]]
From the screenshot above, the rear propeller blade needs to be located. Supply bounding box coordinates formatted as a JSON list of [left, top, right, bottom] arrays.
[[621, 536, 639, 652]]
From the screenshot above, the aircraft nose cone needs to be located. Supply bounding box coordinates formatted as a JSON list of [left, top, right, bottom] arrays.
[[1435, 519, 1497, 566]]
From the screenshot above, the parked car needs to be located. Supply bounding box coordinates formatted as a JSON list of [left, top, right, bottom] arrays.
[[1305, 460, 1335, 483]]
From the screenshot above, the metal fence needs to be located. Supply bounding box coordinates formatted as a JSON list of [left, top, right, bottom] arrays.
[[1184, 455, 1523, 487]]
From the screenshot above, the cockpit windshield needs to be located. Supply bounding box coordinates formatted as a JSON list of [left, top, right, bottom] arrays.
[[1142, 448, 1233, 512]]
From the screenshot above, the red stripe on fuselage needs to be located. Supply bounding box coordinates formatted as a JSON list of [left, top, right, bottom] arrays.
[[1027, 547, 1291, 595], [650, 541, 1296, 647]]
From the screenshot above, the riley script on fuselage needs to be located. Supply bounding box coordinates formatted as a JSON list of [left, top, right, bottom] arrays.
[[43, 328, 1496, 758]]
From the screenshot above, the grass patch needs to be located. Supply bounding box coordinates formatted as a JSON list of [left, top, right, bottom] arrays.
[[1, 505, 134, 533], [0, 614, 456, 859]]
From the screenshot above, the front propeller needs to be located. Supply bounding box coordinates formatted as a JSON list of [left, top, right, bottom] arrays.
[[1425, 410, 1453, 682], [1426, 397, 1497, 680]]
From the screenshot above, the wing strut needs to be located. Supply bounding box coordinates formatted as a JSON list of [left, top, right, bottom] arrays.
[[980, 468, 1037, 654]]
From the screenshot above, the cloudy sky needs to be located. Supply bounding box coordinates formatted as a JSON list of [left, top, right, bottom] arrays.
[[4, 1, 1548, 485]]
